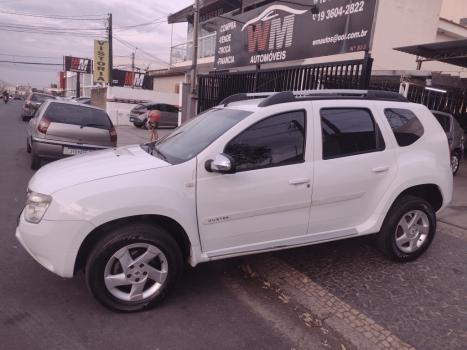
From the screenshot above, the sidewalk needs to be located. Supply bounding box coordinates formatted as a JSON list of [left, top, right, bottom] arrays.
[[116, 125, 173, 146], [438, 161, 467, 229], [244, 220, 467, 350]]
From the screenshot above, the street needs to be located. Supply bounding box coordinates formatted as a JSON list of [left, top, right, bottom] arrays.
[[1, 100, 466, 350]]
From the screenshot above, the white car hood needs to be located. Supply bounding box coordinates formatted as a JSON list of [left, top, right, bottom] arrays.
[[29, 145, 170, 194]]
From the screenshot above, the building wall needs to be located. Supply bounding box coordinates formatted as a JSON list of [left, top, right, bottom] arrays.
[[440, 0, 467, 24], [153, 75, 185, 93]]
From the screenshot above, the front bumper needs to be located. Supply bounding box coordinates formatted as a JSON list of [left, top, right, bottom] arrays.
[[16, 212, 95, 278]]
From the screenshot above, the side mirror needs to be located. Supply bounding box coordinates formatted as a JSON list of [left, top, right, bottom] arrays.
[[205, 153, 236, 174]]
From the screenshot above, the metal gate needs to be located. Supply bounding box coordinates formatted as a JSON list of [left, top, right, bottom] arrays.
[[198, 57, 373, 112], [369, 77, 467, 121]]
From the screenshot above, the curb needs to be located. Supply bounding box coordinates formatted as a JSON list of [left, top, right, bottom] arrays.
[[243, 255, 415, 350]]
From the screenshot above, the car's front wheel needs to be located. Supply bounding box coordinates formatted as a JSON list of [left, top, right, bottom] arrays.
[[377, 195, 436, 262], [85, 223, 183, 312]]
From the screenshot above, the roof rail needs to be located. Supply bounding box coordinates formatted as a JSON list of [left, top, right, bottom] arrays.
[[219, 92, 275, 106], [221, 89, 408, 108]]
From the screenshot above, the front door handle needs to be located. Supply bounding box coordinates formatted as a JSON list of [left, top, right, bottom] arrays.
[[289, 178, 311, 185], [372, 166, 389, 173]]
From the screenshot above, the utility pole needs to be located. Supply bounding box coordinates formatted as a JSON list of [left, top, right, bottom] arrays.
[[189, 0, 200, 117], [108, 13, 113, 86], [76, 72, 80, 98], [131, 52, 135, 88]]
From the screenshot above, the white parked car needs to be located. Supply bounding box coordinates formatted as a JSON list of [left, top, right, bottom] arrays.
[[16, 90, 452, 312]]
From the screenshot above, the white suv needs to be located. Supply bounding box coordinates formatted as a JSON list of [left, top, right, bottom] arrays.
[[16, 90, 453, 312]]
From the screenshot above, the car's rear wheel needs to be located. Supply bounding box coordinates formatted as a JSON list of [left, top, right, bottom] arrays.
[[26, 138, 31, 153], [85, 223, 183, 312], [377, 195, 436, 262], [133, 122, 142, 128], [451, 152, 461, 175]]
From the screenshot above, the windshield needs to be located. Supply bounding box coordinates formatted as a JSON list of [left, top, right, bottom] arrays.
[[145, 108, 252, 164]]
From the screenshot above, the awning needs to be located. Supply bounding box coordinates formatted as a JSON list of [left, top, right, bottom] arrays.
[[395, 39, 467, 68]]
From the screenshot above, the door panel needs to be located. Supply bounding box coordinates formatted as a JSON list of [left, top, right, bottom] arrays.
[[196, 109, 313, 255], [309, 102, 397, 236]]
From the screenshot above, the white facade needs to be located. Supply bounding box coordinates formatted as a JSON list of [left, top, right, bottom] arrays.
[[64, 72, 93, 98]]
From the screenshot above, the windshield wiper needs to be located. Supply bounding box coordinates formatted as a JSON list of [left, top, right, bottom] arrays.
[[152, 146, 167, 160]]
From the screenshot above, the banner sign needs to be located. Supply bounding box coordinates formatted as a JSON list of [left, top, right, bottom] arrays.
[[111, 69, 153, 90], [214, 0, 377, 69], [64, 56, 92, 73], [93, 40, 109, 84]]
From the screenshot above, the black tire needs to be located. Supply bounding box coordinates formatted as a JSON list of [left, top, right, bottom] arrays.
[[377, 195, 436, 262], [133, 122, 142, 128], [26, 138, 31, 153], [30, 151, 41, 170], [451, 152, 461, 176], [85, 223, 183, 312]]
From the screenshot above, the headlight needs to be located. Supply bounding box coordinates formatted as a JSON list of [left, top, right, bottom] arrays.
[[24, 191, 52, 224]]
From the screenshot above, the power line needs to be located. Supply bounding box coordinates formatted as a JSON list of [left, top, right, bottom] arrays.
[[0, 27, 105, 38], [0, 53, 60, 59], [0, 60, 62, 66], [0, 9, 107, 20], [0, 22, 106, 31], [114, 17, 166, 31], [114, 35, 170, 66]]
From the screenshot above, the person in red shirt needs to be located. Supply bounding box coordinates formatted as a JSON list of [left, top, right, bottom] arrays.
[[146, 109, 161, 142]]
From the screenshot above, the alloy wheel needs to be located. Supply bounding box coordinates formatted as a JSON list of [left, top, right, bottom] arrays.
[[395, 210, 430, 253], [104, 243, 168, 302]]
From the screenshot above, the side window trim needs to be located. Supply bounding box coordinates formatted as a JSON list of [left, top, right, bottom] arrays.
[[320, 107, 386, 160], [224, 109, 307, 172]]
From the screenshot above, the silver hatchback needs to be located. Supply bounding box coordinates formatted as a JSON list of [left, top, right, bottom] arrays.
[[27, 101, 117, 169]]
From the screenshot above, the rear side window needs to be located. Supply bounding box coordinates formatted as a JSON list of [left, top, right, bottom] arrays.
[[45, 103, 112, 129], [225, 110, 306, 172], [384, 108, 424, 146], [321, 108, 385, 159]]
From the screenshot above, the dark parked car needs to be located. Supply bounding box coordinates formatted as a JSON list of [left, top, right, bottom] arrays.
[[27, 100, 117, 169], [22, 93, 56, 121], [432, 110, 465, 175], [129, 103, 179, 128]]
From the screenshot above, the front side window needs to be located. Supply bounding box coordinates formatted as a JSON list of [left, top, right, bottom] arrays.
[[321, 108, 385, 159], [224, 110, 306, 172], [384, 108, 424, 146]]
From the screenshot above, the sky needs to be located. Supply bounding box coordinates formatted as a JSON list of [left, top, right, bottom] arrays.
[[0, 0, 193, 88]]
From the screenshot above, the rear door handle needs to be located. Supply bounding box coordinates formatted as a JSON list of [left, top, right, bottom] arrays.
[[372, 166, 389, 173], [289, 178, 311, 185]]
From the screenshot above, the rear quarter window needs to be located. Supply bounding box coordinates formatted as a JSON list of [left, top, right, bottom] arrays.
[[384, 108, 424, 147], [45, 103, 112, 129]]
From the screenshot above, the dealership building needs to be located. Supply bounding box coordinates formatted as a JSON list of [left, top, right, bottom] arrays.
[[153, 0, 467, 123]]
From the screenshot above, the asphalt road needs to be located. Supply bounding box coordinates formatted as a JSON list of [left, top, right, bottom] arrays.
[[0, 101, 334, 350]]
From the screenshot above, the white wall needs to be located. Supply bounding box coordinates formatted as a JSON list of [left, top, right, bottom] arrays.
[[153, 75, 185, 93], [441, 0, 467, 23], [106, 86, 179, 126]]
